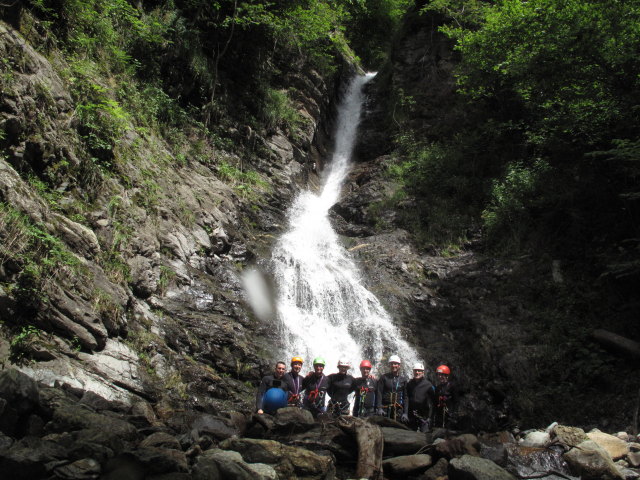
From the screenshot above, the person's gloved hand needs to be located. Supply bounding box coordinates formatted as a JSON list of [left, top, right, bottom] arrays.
[[376, 408, 385, 416], [401, 413, 409, 423]]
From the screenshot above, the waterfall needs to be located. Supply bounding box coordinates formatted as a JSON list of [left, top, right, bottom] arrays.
[[270, 73, 419, 377]]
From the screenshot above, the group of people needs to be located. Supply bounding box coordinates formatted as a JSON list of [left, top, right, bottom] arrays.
[[255, 355, 457, 432]]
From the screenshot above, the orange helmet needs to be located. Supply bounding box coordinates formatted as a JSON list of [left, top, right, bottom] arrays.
[[436, 364, 450, 375], [360, 360, 372, 368], [291, 356, 304, 365]]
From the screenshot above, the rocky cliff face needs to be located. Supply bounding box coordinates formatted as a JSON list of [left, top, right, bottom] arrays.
[[0, 17, 358, 415]]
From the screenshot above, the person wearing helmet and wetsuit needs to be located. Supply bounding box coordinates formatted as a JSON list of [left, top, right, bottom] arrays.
[[326, 359, 356, 416], [284, 356, 304, 407], [376, 355, 409, 422], [407, 362, 433, 432], [302, 357, 330, 417], [353, 359, 377, 417], [256, 361, 289, 414], [428, 364, 458, 429]]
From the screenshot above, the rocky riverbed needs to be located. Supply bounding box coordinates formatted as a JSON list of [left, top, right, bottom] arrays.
[[2, 367, 639, 480]]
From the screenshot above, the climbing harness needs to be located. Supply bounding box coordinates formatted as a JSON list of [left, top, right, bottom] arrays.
[[385, 391, 404, 421]]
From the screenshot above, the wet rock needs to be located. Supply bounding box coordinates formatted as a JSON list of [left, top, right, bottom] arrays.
[[478, 431, 515, 466], [563, 439, 624, 480], [505, 444, 571, 479], [52, 457, 101, 479], [382, 453, 432, 476], [381, 427, 429, 455], [587, 428, 630, 460], [449, 454, 517, 480]]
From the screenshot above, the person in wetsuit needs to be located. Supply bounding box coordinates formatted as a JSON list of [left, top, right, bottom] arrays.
[[283, 356, 304, 407], [302, 357, 330, 417], [428, 364, 458, 429], [353, 359, 377, 417], [407, 362, 433, 432], [256, 361, 288, 414], [327, 359, 356, 416], [376, 355, 409, 422]]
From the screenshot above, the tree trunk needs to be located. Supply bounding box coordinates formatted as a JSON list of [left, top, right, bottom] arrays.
[[337, 416, 384, 480], [591, 329, 640, 359]]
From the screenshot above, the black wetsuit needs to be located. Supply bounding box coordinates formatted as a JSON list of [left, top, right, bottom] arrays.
[[407, 376, 433, 431], [353, 376, 377, 417], [428, 381, 458, 429], [302, 373, 330, 417], [327, 373, 356, 416], [376, 372, 409, 421], [255, 374, 288, 412], [283, 371, 303, 407]]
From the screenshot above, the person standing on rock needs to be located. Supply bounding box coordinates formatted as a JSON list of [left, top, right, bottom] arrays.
[[302, 357, 330, 417], [353, 359, 377, 417], [326, 359, 356, 416], [256, 361, 289, 414], [376, 355, 409, 422], [428, 364, 458, 429], [406, 362, 433, 432], [284, 356, 304, 407]]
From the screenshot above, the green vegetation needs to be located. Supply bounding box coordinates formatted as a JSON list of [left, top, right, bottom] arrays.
[[0, 203, 83, 307], [387, 0, 640, 260], [9, 325, 44, 364]]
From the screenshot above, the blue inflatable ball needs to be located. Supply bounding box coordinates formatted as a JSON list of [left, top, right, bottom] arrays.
[[263, 387, 288, 414]]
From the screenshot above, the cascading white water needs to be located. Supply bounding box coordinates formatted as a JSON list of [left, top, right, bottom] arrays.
[[271, 73, 419, 376]]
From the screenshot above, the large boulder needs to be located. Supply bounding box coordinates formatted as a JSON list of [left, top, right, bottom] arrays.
[[0, 369, 40, 436], [192, 449, 275, 480], [553, 425, 588, 447], [273, 407, 315, 431], [270, 423, 355, 460], [382, 453, 432, 476], [220, 437, 335, 479], [0, 436, 68, 480], [563, 440, 624, 480], [587, 429, 630, 460], [505, 444, 570, 479], [380, 427, 428, 455], [190, 414, 241, 442], [449, 454, 517, 480]]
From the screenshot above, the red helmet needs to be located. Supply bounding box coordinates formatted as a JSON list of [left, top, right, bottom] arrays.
[[436, 364, 451, 375], [360, 360, 372, 369]]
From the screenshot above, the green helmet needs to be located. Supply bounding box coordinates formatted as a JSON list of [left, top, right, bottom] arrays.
[[312, 357, 326, 366]]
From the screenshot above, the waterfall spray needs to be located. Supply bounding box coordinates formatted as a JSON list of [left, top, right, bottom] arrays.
[[271, 73, 419, 376]]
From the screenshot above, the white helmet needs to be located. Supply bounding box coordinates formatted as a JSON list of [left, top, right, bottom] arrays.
[[337, 359, 351, 368], [413, 362, 425, 371], [388, 355, 401, 364]]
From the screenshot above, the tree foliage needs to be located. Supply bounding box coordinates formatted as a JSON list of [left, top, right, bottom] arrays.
[[394, 0, 640, 256]]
